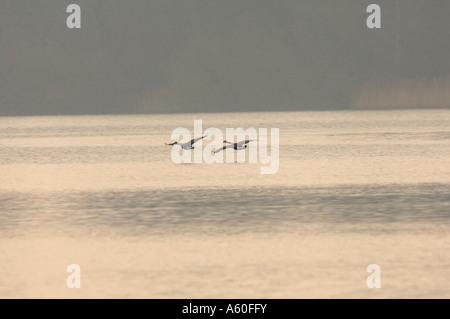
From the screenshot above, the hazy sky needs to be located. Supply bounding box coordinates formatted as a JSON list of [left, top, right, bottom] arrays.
[[1, 0, 450, 116]]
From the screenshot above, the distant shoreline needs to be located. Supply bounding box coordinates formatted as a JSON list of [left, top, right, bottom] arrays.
[[1, 107, 449, 118]]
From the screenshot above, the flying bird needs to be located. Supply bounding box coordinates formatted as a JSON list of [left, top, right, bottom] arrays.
[[213, 139, 256, 154], [165, 135, 207, 150]]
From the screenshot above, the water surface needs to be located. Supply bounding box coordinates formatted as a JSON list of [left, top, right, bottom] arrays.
[[1, 110, 449, 298]]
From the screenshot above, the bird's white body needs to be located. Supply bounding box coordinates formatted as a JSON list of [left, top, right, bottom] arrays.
[[179, 143, 196, 150], [213, 140, 255, 154], [165, 135, 207, 150]]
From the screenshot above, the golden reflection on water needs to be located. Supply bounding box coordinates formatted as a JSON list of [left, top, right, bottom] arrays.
[[1, 224, 449, 298], [1, 110, 449, 298]]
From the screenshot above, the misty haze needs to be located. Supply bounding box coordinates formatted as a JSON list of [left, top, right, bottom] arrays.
[[1, 0, 450, 116], [1, 1, 450, 300]]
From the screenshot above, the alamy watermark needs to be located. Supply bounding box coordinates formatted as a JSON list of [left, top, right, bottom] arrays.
[[366, 264, 381, 288], [66, 264, 81, 289], [66, 4, 381, 30], [166, 120, 279, 175]]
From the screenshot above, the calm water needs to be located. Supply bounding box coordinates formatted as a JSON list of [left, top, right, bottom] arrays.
[[1, 110, 449, 298]]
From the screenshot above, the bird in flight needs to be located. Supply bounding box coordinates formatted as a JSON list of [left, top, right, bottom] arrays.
[[213, 139, 256, 154], [165, 135, 207, 150]]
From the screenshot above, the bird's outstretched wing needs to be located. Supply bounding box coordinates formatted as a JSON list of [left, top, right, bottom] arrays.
[[213, 145, 229, 154], [190, 135, 207, 145], [165, 142, 177, 146]]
